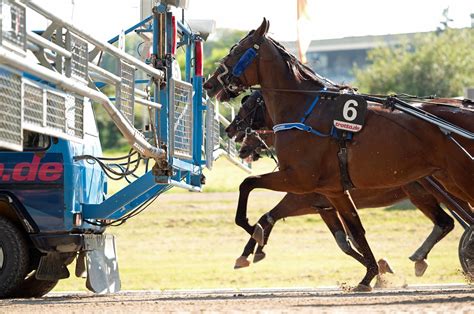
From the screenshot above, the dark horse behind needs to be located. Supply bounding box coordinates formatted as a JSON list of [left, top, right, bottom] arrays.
[[228, 91, 473, 278]]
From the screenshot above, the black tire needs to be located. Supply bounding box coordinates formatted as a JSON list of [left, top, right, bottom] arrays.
[[10, 271, 58, 298], [458, 226, 474, 278], [0, 216, 30, 298]]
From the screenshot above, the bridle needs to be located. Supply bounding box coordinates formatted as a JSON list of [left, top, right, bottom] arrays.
[[243, 128, 278, 166], [215, 33, 265, 98], [231, 93, 266, 133]]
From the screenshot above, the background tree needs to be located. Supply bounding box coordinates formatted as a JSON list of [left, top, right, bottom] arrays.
[[353, 28, 474, 97]]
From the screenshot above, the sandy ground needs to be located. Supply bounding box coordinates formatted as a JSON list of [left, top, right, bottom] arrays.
[[1, 285, 472, 313]]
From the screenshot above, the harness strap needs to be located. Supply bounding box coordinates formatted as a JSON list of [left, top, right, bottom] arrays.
[[300, 88, 326, 123], [335, 130, 355, 191], [273, 123, 330, 137]]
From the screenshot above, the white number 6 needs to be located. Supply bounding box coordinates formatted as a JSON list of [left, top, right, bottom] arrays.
[[343, 100, 358, 121]]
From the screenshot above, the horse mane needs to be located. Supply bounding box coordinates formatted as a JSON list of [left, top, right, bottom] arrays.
[[267, 37, 352, 91]]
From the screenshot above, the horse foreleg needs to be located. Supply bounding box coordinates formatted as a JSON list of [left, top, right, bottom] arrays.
[[403, 181, 455, 276], [234, 238, 256, 269], [253, 193, 319, 246], [328, 194, 378, 291], [235, 170, 296, 235]]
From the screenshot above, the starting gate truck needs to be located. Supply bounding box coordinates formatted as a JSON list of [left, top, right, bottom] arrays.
[[0, 0, 247, 297]]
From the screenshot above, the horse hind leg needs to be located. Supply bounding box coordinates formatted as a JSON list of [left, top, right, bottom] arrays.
[[443, 139, 474, 203], [252, 193, 322, 262], [402, 181, 455, 277]]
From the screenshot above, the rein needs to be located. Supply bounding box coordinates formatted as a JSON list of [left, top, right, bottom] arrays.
[[244, 128, 279, 167], [254, 129, 274, 135]]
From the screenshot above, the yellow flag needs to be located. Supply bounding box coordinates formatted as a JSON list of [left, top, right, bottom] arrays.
[[297, 0, 312, 64]]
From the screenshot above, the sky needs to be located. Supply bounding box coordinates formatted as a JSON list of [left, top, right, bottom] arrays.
[[28, 0, 473, 42]]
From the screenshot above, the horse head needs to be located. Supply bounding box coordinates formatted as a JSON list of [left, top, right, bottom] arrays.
[[239, 130, 276, 161], [239, 133, 264, 161], [225, 90, 267, 140], [225, 90, 274, 162], [204, 19, 270, 101]]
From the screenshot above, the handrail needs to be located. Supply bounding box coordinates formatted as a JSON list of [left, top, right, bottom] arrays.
[[0, 47, 166, 161], [21, 0, 164, 80], [27, 31, 72, 58]]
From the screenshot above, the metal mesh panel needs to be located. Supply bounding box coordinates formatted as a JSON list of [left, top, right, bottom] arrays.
[[65, 94, 84, 138], [23, 83, 44, 126], [46, 91, 66, 131], [0, 69, 22, 150], [227, 136, 238, 157], [204, 101, 215, 168], [0, 1, 26, 52], [68, 33, 88, 82], [74, 96, 84, 138], [117, 61, 135, 124], [213, 112, 220, 149], [170, 79, 193, 159]]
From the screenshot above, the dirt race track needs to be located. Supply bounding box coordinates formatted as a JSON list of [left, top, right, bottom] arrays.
[[0, 284, 472, 313]]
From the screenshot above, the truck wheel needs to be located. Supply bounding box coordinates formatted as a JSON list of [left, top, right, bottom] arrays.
[[458, 226, 474, 279], [0, 216, 30, 298], [10, 271, 59, 298]]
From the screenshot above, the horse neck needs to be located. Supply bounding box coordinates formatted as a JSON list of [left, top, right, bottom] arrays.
[[258, 43, 326, 124]]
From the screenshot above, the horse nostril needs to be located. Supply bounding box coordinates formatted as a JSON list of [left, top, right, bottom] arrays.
[[239, 148, 250, 158], [203, 81, 213, 90]]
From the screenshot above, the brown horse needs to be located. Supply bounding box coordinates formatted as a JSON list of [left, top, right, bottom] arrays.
[[229, 92, 472, 277], [204, 19, 474, 290]]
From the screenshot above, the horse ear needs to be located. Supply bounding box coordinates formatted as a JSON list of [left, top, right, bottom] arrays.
[[254, 18, 269, 39]]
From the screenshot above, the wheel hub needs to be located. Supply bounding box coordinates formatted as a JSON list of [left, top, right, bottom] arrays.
[[459, 226, 474, 276], [0, 247, 4, 270]]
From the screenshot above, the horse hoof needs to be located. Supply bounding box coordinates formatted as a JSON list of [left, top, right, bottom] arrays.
[[378, 258, 394, 274], [351, 284, 372, 292], [253, 252, 266, 263], [414, 259, 429, 277], [234, 256, 250, 269], [252, 223, 265, 247]]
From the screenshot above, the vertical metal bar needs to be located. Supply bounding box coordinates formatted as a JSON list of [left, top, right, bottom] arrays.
[[192, 39, 203, 166], [185, 35, 191, 82], [166, 12, 173, 59], [153, 5, 169, 152], [152, 7, 159, 56]]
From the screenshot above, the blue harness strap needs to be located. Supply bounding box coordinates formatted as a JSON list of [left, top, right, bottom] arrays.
[[301, 87, 327, 123], [273, 90, 330, 137], [273, 123, 330, 137]]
